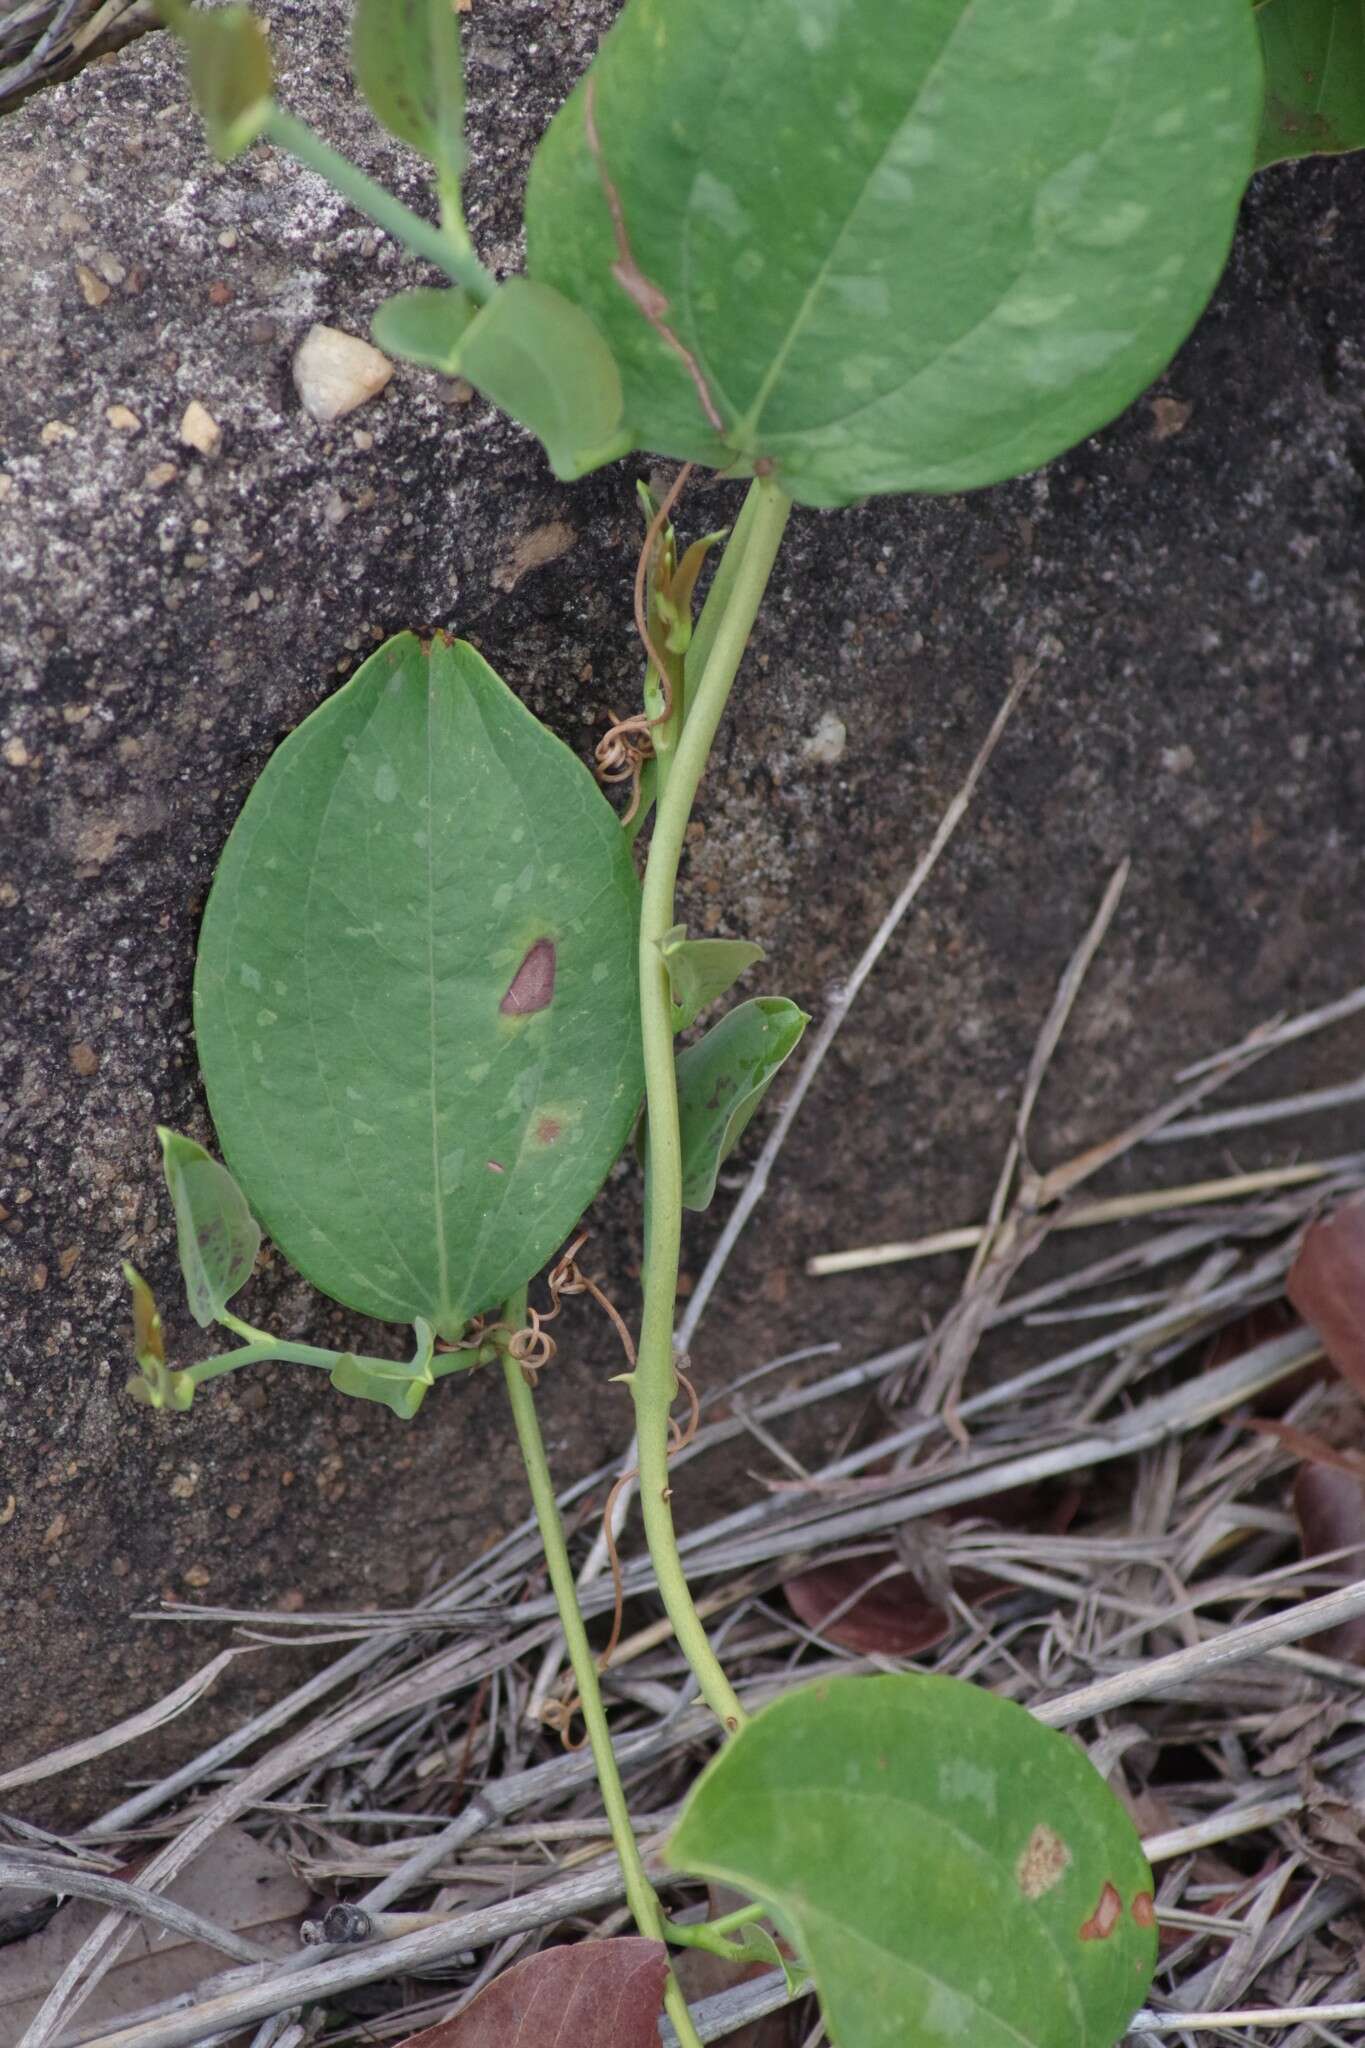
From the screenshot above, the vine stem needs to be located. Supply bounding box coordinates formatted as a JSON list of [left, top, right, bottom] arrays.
[[632, 475, 793, 1732], [496, 1315, 706, 2048], [211, 1312, 410, 1381], [263, 109, 498, 303]]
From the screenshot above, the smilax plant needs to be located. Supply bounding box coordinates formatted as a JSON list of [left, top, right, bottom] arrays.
[[121, 1, 1363, 2042]]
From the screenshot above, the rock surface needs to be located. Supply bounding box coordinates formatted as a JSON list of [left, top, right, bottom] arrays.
[[1, 4, 1364, 1816]]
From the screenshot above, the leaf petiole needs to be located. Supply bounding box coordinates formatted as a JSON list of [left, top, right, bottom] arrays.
[[213, 1310, 418, 1381], [662, 1899, 769, 1959], [262, 108, 497, 303]]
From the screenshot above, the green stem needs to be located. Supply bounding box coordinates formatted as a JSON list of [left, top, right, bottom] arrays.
[[633, 476, 792, 1732], [264, 109, 497, 303], [497, 1311, 705, 2048], [213, 1312, 414, 1379], [663, 1900, 769, 1957]]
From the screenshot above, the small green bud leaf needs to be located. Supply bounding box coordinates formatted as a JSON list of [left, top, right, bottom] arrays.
[[371, 286, 475, 373], [329, 1354, 430, 1418], [161, 2, 274, 162], [123, 1259, 165, 1368], [672, 997, 808, 1210], [158, 1127, 261, 1329], [121, 1261, 196, 1411], [329, 1318, 436, 1419], [456, 279, 631, 482], [352, 0, 466, 181], [731, 1924, 809, 1998], [659, 925, 765, 1032]]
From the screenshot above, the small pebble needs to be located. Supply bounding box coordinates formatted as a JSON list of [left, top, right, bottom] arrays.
[[40, 420, 76, 445], [106, 403, 141, 433], [69, 1041, 99, 1076], [3, 737, 31, 767], [293, 323, 393, 423], [217, 228, 239, 250], [1150, 395, 1193, 440], [74, 261, 110, 307], [802, 712, 847, 767], [144, 461, 178, 489], [179, 401, 222, 456]]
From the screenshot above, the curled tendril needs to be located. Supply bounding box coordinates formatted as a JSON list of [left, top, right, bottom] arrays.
[[593, 463, 695, 823]]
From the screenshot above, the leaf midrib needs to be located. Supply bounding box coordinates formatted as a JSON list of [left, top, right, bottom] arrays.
[[696, 0, 976, 446]]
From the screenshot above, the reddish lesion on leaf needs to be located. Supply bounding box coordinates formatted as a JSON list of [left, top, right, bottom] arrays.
[[1131, 1891, 1156, 1929], [582, 75, 727, 440], [501, 938, 557, 1016], [534, 1116, 563, 1145], [1078, 1881, 1123, 1942]]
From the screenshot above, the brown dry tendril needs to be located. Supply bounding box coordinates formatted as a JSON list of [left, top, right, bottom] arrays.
[[434, 1231, 634, 1384], [594, 462, 694, 823]]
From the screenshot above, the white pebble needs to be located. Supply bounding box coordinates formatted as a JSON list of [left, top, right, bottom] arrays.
[[179, 401, 222, 457], [293, 324, 394, 423]]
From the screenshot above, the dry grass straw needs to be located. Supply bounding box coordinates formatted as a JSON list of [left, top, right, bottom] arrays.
[[0, 0, 153, 108]]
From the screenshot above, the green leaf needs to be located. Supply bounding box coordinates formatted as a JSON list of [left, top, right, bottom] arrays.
[[668, 1674, 1158, 2048], [158, 1127, 261, 1329], [1255, 0, 1365, 165], [732, 1924, 810, 1999], [351, 0, 465, 184], [193, 632, 644, 1340], [372, 285, 475, 372], [659, 925, 764, 1032], [524, 0, 1261, 502], [121, 1262, 195, 1411], [456, 278, 631, 482], [674, 997, 807, 1211], [329, 1317, 435, 1418], [160, 2, 274, 162]]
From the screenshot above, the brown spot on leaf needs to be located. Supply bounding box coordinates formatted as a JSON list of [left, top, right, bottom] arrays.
[[1131, 1891, 1156, 1929], [1016, 1824, 1071, 1900], [486, 1160, 505, 1175], [500, 938, 556, 1017], [535, 1117, 562, 1145], [1079, 1882, 1123, 1942]]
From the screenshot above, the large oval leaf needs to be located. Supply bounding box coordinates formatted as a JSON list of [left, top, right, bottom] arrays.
[[194, 633, 643, 1338], [668, 1674, 1157, 2048], [525, 0, 1261, 503], [1255, 0, 1365, 166]]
